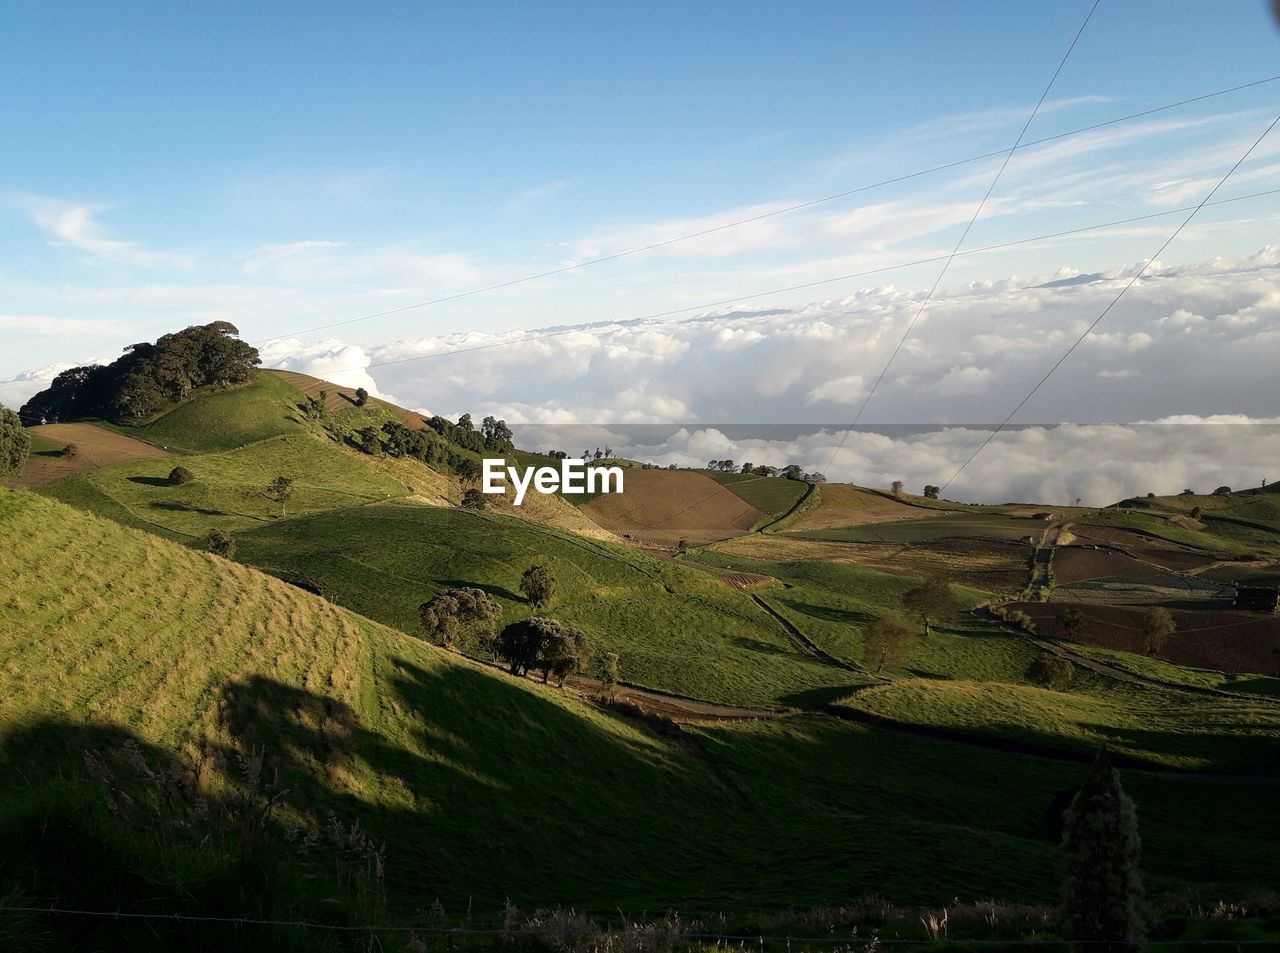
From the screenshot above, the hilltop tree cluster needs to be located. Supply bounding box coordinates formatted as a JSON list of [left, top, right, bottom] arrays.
[[426, 413, 514, 454], [21, 322, 260, 424]]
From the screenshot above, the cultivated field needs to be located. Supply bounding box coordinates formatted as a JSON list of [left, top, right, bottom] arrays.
[[704, 471, 808, 519], [2, 422, 171, 489], [1008, 601, 1280, 676], [579, 468, 765, 545], [714, 533, 1031, 594], [779, 483, 939, 531], [791, 510, 1047, 544]]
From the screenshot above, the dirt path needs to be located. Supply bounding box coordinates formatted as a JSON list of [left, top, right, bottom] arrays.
[[1030, 524, 1061, 591], [749, 594, 865, 673]]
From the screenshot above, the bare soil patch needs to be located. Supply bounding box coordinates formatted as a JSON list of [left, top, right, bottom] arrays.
[[580, 469, 764, 545], [3, 423, 172, 489], [1008, 601, 1280, 676]]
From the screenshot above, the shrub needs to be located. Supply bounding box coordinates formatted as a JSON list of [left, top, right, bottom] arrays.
[[168, 465, 194, 486], [207, 529, 235, 557], [1027, 655, 1074, 690], [61, 442, 79, 459], [460, 488, 486, 510], [354, 387, 369, 406], [0, 405, 31, 476]]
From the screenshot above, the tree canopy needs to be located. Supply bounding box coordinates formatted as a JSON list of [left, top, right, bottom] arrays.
[[901, 576, 959, 636], [20, 322, 260, 424], [419, 587, 503, 649], [493, 617, 592, 685], [0, 405, 31, 477]]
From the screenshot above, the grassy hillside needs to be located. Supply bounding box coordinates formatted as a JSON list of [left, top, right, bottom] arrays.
[[705, 471, 807, 518], [98, 371, 307, 453], [41, 433, 409, 539], [233, 503, 859, 707], [838, 675, 1280, 773], [791, 510, 1046, 544], [2, 488, 1277, 936]]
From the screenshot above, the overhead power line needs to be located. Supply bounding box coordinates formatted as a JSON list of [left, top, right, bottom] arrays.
[[822, 0, 1101, 475], [331, 183, 1280, 371], [252, 72, 1280, 347], [938, 109, 1280, 494]]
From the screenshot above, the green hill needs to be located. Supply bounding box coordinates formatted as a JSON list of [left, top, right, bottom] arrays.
[[1, 488, 1276, 946], [233, 503, 864, 708]]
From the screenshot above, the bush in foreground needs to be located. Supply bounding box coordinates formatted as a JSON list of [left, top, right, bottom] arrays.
[[168, 465, 194, 486], [1027, 655, 1074, 690]]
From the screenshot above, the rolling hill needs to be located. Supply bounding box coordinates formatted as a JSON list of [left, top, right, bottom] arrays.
[[2, 488, 1277, 949]]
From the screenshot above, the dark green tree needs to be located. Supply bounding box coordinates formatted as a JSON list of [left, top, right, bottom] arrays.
[[1061, 749, 1145, 952], [460, 488, 486, 510], [863, 617, 912, 673], [354, 387, 369, 406], [168, 466, 194, 486], [0, 405, 31, 476], [1027, 655, 1074, 689], [1060, 607, 1088, 641], [596, 651, 620, 698], [418, 587, 502, 650], [520, 564, 557, 608], [901, 576, 959, 636]]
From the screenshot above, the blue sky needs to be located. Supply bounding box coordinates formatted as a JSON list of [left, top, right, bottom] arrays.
[[3, 0, 1280, 445]]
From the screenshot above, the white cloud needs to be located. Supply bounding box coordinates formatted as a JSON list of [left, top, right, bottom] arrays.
[[8, 194, 190, 268]]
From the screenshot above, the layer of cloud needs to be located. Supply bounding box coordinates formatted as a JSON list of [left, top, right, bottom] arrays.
[[6, 193, 190, 268]]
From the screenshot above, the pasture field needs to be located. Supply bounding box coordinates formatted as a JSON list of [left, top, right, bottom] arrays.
[[704, 471, 808, 518], [269, 369, 430, 431], [690, 548, 1042, 684], [715, 533, 1031, 594], [97, 371, 307, 453], [1076, 508, 1266, 557], [838, 674, 1280, 773], [1008, 601, 1280, 677], [233, 503, 856, 708], [2, 422, 171, 490], [779, 483, 940, 532], [40, 433, 408, 539], [2, 488, 1277, 928], [789, 510, 1045, 544], [1065, 643, 1280, 697], [579, 468, 765, 545], [1064, 525, 1219, 572]]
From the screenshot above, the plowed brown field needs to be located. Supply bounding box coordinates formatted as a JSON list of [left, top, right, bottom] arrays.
[[579, 469, 765, 545], [3, 423, 172, 489]]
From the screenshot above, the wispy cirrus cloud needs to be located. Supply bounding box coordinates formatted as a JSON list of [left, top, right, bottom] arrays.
[[6, 193, 191, 268]]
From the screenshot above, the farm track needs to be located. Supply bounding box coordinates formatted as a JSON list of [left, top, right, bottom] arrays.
[[748, 594, 864, 673]]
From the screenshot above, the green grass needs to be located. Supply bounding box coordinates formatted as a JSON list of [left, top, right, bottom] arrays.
[[39, 433, 408, 539], [705, 472, 807, 518], [838, 673, 1280, 773], [790, 511, 1043, 544], [1078, 509, 1266, 557], [1065, 643, 1280, 697], [25, 431, 64, 453], [96, 371, 308, 453], [689, 548, 1037, 682], [2, 488, 1277, 920], [233, 504, 860, 708]]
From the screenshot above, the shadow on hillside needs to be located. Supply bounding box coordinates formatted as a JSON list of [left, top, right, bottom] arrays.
[[775, 596, 874, 627], [150, 500, 228, 516], [129, 475, 173, 487], [439, 579, 522, 602], [0, 720, 333, 952]]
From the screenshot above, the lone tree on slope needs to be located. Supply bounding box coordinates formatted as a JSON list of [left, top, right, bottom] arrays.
[[354, 387, 369, 406], [891, 480, 904, 497], [862, 617, 912, 673], [0, 404, 30, 477], [206, 529, 235, 558], [265, 475, 295, 518], [520, 563, 557, 609], [1061, 748, 1145, 952], [419, 587, 503, 650], [460, 487, 486, 510], [1060, 607, 1088, 641], [1141, 606, 1175, 657], [901, 576, 958, 636]]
